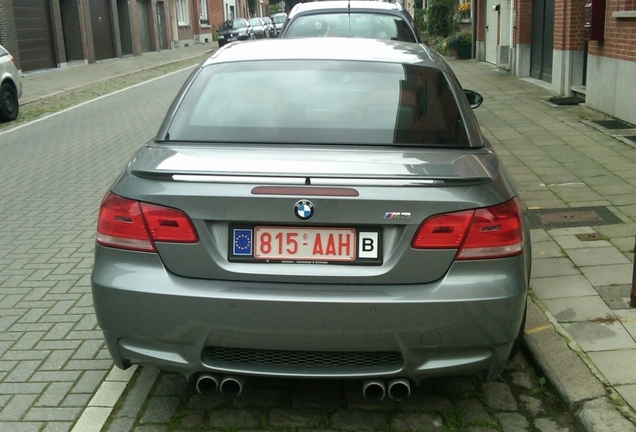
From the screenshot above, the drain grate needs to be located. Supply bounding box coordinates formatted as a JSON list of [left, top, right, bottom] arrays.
[[526, 206, 622, 229], [576, 233, 606, 241], [548, 96, 584, 106], [590, 119, 636, 130]]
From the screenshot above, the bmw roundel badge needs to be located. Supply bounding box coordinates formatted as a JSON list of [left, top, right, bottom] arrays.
[[294, 200, 315, 221]]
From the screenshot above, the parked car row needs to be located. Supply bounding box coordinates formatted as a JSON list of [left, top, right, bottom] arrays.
[[218, 13, 287, 47]]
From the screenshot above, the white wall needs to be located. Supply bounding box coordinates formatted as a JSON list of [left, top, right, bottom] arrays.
[[587, 55, 636, 126], [515, 43, 531, 77], [550, 49, 585, 96]]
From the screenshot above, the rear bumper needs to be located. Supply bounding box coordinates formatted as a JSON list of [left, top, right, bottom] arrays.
[[92, 245, 528, 382]]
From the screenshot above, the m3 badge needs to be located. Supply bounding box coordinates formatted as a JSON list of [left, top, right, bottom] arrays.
[[384, 212, 411, 220]]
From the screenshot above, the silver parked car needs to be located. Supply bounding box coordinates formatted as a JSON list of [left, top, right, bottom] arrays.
[[92, 38, 530, 401], [279, 1, 421, 42], [0, 44, 21, 122], [270, 12, 288, 35]]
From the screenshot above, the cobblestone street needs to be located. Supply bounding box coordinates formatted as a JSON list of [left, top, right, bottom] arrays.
[[105, 354, 579, 432]]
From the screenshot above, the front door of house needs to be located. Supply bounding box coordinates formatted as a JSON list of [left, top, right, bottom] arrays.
[[485, 0, 499, 64], [530, 0, 554, 82]]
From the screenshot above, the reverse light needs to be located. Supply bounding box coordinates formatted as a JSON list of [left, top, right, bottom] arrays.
[[412, 199, 523, 260], [96, 191, 198, 252]]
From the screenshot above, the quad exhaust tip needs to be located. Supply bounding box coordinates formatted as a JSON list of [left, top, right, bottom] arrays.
[[220, 376, 244, 398], [387, 378, 411, 402], [363, 378, 411, 402], [362, 379, 386, 401], [198, 374, 406, 401], [195, 374, 244, 398], [195, 373, 219, 396]]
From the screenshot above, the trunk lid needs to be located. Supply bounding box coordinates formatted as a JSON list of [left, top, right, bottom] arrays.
[[111, 143, 515, 285]]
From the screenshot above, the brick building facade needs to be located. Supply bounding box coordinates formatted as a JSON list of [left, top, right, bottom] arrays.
[[0, 0, 268, 73], [473, 0, 636, 125]]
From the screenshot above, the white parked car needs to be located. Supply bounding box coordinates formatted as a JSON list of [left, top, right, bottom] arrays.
[[0, 44, 22, 122]]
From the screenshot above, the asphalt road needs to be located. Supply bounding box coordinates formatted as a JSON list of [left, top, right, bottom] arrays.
[[1, 66, 579, 432]]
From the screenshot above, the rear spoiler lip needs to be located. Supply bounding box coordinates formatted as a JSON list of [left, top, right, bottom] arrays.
[[129, 170, 492, 187]]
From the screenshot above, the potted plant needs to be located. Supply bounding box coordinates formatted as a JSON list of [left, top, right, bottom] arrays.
[[448, 31, 472, 60]]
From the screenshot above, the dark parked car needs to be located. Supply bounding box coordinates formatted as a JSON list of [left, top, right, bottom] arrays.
[[279, 0, 421, 42], [270, 12, 288, 35], [92, 38, 530, 402], [0, 44, 21, 122], [217, 18, 254, 47], [262, 16, 277, 38], [248, 17, 270, 39]]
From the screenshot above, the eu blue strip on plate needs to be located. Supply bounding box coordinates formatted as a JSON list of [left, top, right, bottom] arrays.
[[233, 229, 253, 256]]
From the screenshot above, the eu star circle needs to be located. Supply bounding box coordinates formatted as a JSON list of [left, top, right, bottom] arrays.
[[294, 199, 315, 221]]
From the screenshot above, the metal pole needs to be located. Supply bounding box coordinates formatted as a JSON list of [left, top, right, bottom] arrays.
[[631, 234, 636, 308], [471, 0, 476, 59]]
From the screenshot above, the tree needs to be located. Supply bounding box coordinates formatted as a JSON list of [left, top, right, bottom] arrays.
[[424, 0, 457, 38]]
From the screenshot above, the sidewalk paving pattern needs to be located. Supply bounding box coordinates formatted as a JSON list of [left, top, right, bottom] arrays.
[[2, 42, 636, 431]]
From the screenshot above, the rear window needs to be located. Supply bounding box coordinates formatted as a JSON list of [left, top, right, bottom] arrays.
[[272, 14, 287, 23], [220, 19, 246, 30], [166, 60, 470, 147], [285, 13, 417, 42]]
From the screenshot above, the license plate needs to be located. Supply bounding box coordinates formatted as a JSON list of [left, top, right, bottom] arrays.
[[228, 37, 237, 42], [255, 227, 356, 261], [230, 226, 381, 264]]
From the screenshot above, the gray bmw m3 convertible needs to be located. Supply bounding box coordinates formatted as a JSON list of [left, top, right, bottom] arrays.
[[92, 38, 531, 401]]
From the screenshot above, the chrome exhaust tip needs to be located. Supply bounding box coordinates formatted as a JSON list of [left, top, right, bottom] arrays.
[[362, 379, 386, 401], [387, 378, 411, 401], [195, 373, 220, 395], [220, 376, 244, 398]]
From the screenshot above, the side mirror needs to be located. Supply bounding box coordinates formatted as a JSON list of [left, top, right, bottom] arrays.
[[464, 89, 484, 109]]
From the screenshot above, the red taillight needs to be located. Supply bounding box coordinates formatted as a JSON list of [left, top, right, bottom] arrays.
[[96, 192, 198, 252], [8, 53, 17, 68], [412, 199, 523, 260], [411, 210, 474, 249], [139, 202, 199, 243]]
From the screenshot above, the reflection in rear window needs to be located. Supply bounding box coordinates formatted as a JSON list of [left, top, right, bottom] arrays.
[[167, 60, 469, 147]]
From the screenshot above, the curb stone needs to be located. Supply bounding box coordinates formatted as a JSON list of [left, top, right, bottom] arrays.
[[525, 296, 636, 431]]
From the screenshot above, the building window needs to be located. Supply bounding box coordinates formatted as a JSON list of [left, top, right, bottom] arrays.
[[200, 0, 209, 24], [176, 0, 190, 26]]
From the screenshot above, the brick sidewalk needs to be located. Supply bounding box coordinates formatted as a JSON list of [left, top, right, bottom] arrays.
[[19, 43, 215, 105]]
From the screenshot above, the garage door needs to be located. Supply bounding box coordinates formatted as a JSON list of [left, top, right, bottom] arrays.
[[89, 0, 116, 60], [13, 0, 57, 71]]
